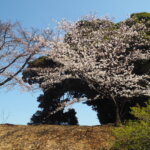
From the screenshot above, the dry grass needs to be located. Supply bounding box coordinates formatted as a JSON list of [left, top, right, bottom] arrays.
[[0, 124, 115, 150]]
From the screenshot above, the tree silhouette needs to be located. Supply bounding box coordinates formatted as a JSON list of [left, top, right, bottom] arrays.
[[28, 92, 78, 125]]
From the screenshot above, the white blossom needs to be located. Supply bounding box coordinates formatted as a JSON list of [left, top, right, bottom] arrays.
[[27, 17, 150, 115]]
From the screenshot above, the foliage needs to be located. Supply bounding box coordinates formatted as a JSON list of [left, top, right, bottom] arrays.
[[112, 100, 150, 150], [28, 90, 78, 125], [131, 12, 150, 22], [87, 95, 149, 124], [23, 14, 150, 125]]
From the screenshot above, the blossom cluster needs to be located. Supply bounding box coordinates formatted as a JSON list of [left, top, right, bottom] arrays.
[[0, 21, 52, 89], [27, 17, 150, 106]]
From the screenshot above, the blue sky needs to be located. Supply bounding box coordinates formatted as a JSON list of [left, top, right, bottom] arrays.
[[0, 0, 150, 125]]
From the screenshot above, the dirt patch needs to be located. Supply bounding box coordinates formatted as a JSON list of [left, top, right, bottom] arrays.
[[0, 124, 115, 150]]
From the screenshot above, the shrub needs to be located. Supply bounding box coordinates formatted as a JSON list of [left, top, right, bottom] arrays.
[[112, 100, 150, 150]]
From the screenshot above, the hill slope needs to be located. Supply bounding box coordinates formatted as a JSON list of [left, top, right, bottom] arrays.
[[0, 124, 115, 150]]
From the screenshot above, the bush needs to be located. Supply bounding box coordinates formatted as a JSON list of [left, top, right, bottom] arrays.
[[112, 100, 150, 150]]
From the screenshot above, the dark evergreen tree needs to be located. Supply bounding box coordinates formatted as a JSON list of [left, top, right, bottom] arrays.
[[28, 93, 78, 125], [23, 57, 78, 125]]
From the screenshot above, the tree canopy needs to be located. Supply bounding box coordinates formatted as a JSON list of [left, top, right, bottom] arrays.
[[23, 12, 150, 125]]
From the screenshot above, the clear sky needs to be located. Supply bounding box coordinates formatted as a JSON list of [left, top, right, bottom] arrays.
[[0, 0, 150, 125]]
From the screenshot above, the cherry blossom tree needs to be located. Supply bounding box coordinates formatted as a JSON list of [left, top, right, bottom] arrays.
[[0, 20, 52, 89], [24, 16, 150, 125]]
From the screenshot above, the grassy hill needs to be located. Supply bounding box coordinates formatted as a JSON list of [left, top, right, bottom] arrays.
[[0, 124, 115, 150]]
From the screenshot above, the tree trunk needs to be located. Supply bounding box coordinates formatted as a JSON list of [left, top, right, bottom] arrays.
[[111, 95, 121, 126], [115, 102, 121, 126]]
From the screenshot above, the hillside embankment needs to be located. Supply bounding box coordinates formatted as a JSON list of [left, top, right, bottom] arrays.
[[0, 124, 115, 150]]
